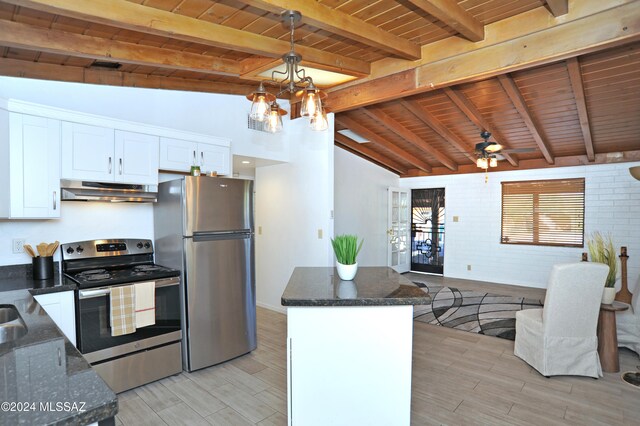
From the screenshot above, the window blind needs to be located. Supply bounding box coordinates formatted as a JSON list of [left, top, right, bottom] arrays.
[[501, 178, 585, 247]]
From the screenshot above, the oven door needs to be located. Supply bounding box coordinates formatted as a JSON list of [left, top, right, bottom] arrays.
[[76, 277, 181, 362]]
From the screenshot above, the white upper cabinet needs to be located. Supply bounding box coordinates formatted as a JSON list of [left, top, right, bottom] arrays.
[[0, 112, 61, 219], [160, 136, 230, 176], [61, 122, 159, 185], [115, 131, 159, 185], [61, 122, 114, 182], [200, 143, 230, 176], [159, 137, 198, 171]]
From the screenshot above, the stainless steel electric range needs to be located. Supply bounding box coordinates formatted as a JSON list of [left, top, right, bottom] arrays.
[[61, 238, 182, 393]]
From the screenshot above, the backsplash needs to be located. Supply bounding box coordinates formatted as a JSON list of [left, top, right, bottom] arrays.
[[0, 202, 154, 266]]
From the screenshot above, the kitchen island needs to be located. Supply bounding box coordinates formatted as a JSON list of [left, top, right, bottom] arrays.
[[281, 267, 430, 426], [0, 267, 117, 426]]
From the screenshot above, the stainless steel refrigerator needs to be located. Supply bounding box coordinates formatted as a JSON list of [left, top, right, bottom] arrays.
[[154, 176, 256, 372]]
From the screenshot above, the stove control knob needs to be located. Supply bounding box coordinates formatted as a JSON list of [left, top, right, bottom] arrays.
[[66, 247, 74, 254], [76, 246, 84, 253], [136, 242, 144, 249], [144, 242, 151, 249]]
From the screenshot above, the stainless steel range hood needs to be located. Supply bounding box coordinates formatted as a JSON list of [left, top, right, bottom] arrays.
[[60, 180, 158, 202]]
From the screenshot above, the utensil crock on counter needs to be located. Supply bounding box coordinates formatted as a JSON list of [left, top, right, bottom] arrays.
[[33, 256, 54, 280]]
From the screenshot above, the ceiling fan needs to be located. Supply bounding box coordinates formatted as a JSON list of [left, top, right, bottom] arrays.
[[475, 131, 535, 169], [475, 131, 536, 156]]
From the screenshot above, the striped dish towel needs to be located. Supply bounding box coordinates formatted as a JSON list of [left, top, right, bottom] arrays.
[[110, 285, 137, 337]]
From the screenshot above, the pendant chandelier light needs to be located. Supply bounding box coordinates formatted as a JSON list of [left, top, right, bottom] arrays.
[[247, 10, 327, 133]]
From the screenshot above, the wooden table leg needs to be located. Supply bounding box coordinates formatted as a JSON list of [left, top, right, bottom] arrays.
[[597, 309, 620, 373]]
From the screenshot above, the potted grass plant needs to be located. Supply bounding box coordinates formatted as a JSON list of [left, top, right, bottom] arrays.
[[586, 231, 618, 304], [331, 234, 364, 281]]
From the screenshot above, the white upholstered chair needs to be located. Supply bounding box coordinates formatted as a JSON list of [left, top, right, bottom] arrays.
[[514, 262, 609, 378]]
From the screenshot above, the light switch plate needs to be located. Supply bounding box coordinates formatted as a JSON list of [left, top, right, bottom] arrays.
[[318, 229, 323, 239], [453, 216, 459, 222]]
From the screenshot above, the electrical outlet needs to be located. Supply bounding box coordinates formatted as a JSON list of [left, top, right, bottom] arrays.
[[12, 239, 25, 254], [318, 229, 323, 239], [258, 226, 262, 235], [467, 264, 472, 271]]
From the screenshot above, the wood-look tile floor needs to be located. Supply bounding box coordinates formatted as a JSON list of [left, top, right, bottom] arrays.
[[116, 276, 640, 425]]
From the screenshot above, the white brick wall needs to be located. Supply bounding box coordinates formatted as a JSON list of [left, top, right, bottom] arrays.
[[401, 162, 640, 290]]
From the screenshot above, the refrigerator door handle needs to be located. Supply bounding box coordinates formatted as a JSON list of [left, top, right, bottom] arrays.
[[193, 231, 252, 242]]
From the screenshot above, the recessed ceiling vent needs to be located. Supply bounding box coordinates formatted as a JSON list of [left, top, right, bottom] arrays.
[[90, 61, 122, 69]]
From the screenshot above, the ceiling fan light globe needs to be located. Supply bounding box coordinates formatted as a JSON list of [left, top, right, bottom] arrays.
[[484, 143, 503, 153]]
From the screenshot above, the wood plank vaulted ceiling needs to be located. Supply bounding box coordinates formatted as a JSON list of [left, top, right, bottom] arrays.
[[0, 0, 638, 177]]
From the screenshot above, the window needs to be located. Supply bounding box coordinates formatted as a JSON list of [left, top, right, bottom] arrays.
[[501, 178, 585, 247]]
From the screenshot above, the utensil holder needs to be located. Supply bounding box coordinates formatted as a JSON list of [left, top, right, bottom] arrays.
[[33, 256, 54, 280]]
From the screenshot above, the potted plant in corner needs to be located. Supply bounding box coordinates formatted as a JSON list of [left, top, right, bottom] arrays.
[[331, 234, 363, 281], [587, 232, 618, 304]]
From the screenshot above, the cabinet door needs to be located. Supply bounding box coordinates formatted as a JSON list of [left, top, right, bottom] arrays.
[[8, 114, 61, 218], [61, 122, 114, 182], [115, 131, 159, 185], [199, 143, 230, 176], [159, 137, 198, 172], [33, 291, 76, 346]]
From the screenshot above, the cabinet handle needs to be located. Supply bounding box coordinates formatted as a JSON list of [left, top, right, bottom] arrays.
[[53, 191, 57, 210], [108, 156, 112, 174], [119, 158, 123, 175], [58, 348, 62, 366], [193, 150, 197, 165], [200, 151, 204, 166]]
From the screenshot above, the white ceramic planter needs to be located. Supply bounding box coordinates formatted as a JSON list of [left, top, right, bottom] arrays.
[[336, 261, 358, 281], [602, 287, 616, 304]]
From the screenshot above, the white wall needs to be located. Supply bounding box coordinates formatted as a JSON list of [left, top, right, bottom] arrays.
[[255, 116, 335, 312], [0, 76, 290, 163], [0, 203, 154, 266], [401, 162, 640, 290], [334, 147, 400, 266]]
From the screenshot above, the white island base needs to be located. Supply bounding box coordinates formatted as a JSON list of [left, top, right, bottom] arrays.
[[287, 305, 414, 426]]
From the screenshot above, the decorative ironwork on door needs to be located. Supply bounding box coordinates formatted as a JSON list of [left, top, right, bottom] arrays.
[[411, 188, 445, 274]]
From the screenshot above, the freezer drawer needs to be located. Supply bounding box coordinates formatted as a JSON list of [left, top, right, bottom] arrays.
[[184, 234, 256, 371]]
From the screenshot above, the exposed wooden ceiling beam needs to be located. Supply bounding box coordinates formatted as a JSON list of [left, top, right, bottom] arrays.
[[361, 108, 458, 171], [327, 1, 640, 111], [407, 0, 484, 42], [0, 58, 256, 95], [399, 99, 476, 164], [546, 0, 569, 17], [566, 57, 595, 162], [0, 20, 242, 77], [404, 150, 640, 177], [242, 0, 421, 60], [443, 87, 518, 167], [335, 115, 432, 173], [3, 0, 369, 77], [334, 133, 407, 175], [497, 74, 554, 164]]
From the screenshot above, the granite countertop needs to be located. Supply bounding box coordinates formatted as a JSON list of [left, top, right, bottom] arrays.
[[0, 263, 77, 295], [282, 267, 431, 307], [0, 289, 117, 425], [0, 264, 116, 425]]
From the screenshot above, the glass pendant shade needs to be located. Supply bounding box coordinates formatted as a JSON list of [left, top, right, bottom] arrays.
[[266, 103, 283, 133], [310, 110, 328, 131], [250, 92, 269, 122], [476, 158, 488, 169], [301, 89, 323, 117], [489, 157, 498, 168]]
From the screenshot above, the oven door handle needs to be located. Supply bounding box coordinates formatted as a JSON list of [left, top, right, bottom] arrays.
[[78, 279, 179, 300]]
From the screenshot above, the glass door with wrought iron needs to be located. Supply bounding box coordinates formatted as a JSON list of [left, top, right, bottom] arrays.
[[388, 187, 410, 273], [411, 188, 445, 274]]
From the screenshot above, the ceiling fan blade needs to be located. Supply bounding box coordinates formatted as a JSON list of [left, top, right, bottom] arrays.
[[501, 148, 536, 153]]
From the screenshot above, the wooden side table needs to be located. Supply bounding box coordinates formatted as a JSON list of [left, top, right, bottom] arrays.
[[597, 301, 629, 373]]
